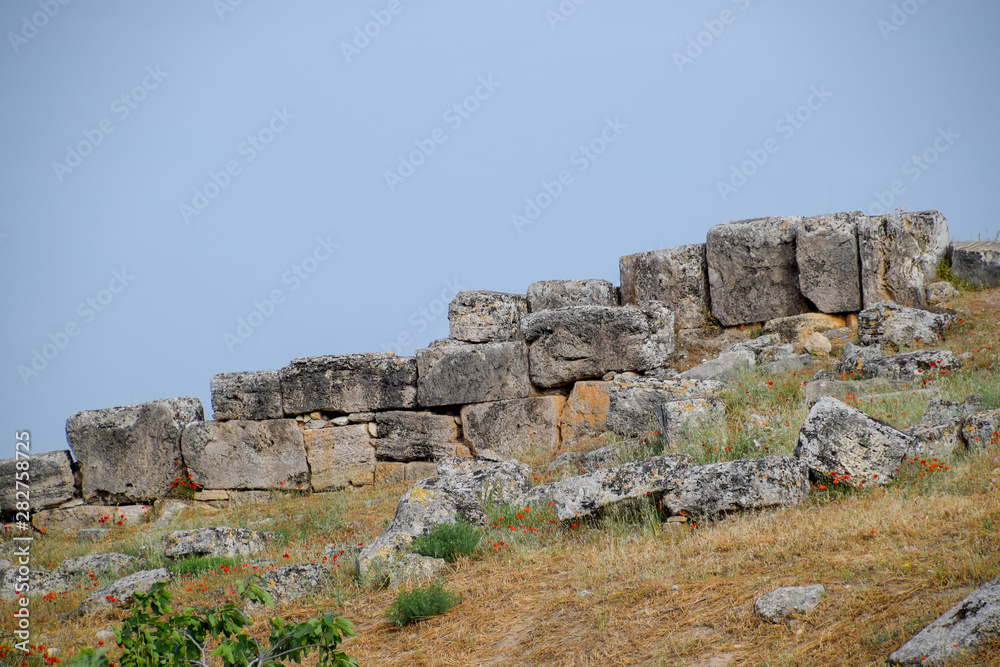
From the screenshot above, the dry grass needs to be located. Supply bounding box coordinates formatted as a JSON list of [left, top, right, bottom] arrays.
[[3, 289, 1000, 666]]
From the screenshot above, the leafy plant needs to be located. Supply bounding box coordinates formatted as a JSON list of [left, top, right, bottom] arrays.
[[68, 577, 357, 667], [169, 555, 239, 577], [937, 257, 977, 292], [383, 582, 460, 627], [409, 519, 480, 562]]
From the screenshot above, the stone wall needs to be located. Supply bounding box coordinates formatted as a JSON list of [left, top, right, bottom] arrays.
[[3, 208, 972, 522]]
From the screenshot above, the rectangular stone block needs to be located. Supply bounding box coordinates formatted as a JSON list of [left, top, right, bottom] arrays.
[[374, 411, 463, 462], [181, 419, 308, 490], [706, 216, 807, 326], [796, 212, 863, 313], [303, 425, 375, 491], [448, 291, 528, 342], [522, 303, 675, 388], [66, 397, 204, 504], [619, 244, 710, 329], [949, 240, 1000, 289], [416, 341, 530, 406], [375, 461, 440, 486], [0, 450, 77, 512], [279, 352, 417, 415], [654, 397, 726, 444], [526, 280, 619, 312], [858, 209, 949, 308], [210, 370, 283, 421], [32, 504, 151, 534], [606, 375, 722, 436], [460, 396, 565, 458], [559, 381, 611, 443]]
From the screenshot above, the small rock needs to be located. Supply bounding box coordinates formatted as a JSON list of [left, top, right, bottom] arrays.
[[754, 584, 825, 623], [925, 281, 959, 304], [331, 416, 350, 426], [803, 332, 832, 356]]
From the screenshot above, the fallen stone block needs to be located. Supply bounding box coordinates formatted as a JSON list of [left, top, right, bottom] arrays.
[[461, 397, 564, 459], [794, 396, 913, 485], [448, 290, 528, 343], [860, 349, 959, 382], [248, 563, 333, 609], [949, 240, 1000, 289], [619, 244, 710, 329], [374, 461, 439, 486], [416, 341, 530, 406], [559, 381, 611, 443], [607, 375, 722, 436], [763, 313, 847, 348], [858, 301, 955, 349], [804, 332, 832, 356], [525, 455, 692, 522], [32, 504, 152, 534], [887, 573, 1000, 666], [210, 370, 283, 421], [804, 377, 910, 404], [754, 584, 825, 624], [654, 397, 726, 445], [678, 349, 755, 381], [527, 279, 619, 312], [279, 352, 417, 415], [925, 281, 958, 305], [836, 344, 885, 379], [60, 552, 137, 574], [374, 411, 464, 462], [67, 397, 203, 504], [0, 450, 77, 512], [522, 303, 675, 388], [182, 420, 308, 490], [796, 211, 864, 313], [80, 568, 171, 613], [304, 425, 375, 491], [960, 409, 1000, 451], [162, 527, 275, 559], [905, 421, 964, 460], [0, 568, 74, 601], [706, 216, 807, 326], [858, 210, 950, 308]]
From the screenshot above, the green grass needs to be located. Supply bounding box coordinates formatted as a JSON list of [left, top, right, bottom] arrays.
[[168, 555, 239, 576], [409, 520, 481, 563], [383, 582, 460, 627]]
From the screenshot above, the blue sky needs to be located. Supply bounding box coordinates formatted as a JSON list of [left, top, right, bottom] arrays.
[[2, 0, 999, 458]]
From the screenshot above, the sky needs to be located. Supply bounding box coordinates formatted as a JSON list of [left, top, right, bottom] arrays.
[[2, 0, 999, 459]]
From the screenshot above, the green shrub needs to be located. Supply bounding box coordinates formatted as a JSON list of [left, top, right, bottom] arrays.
[[383, 582, 460, 627], [68, 577, 357, 667], [168, 555, 238, 576], [409, 519, 480, 562]]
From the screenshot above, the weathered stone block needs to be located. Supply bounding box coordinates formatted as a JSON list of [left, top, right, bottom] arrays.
[[460, 396, 565, 458], [559, 381, 611, 442], [416, 341, 530, 406], [854, 349, 959, 382], [654, 397, 727, 444], [210, 370, 283, 421], [949, 240, 1000, 289], [858, 301, 955, 349], [374, 411, 463, 462], [250, 563, 334, 608], [925, 281, 958, 305], [663, 456, 809, 521], [522, 303, 675, 388], [794, 396, 913, 484], [448, 291, 528, 343], [762, 313, 847, 348], [67, 397, 204, 503], [279, 353, 417, 415], [32, 504, 151, 534], [858, 210, 950, 308], [374, 461, 439, 486], [303, 425, 375, 491], [678, 349, 755, 381], [182, 420, 308, 490], [960, 409, 1000, 450], [705, 216, 807, 326], [619, 244, 710, 329], [796, 212, 864, 313], [162, 526, 275, 559], [755, 584, 825, 623], [0, 450, 77, 512], [80, 568, 172, 613], [607, 375, 721, 435], [526, 279, 619, 312]]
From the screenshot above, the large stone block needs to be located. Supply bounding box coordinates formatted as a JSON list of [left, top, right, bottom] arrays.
[[521, 303, 675, 388], [794, 396, 913, 484], [0, 450, 77, 512], [705, 216, 807, 326], [162, 526, 275, 559], [303, 425, 375, 491], [526, 279, 619, 312], [796, 212, 864, 313], [374, 411, 463, 462], [182, 420, 308, 490], [66, 397, 204, 504], [858, 210, 949, 308], [619, 244, 710, 329], [606, 375, 722, 435], [210, 370, 282, 421], [279, 353, 417, 415], [654, 397, 727, 445], [949, 240, 1000, 288], [858, 301, 955, 349], [448, 291, 528, 343], [415, 341, 530, 407], [559, 381, 611, 443], [460, 396, 565, 458]]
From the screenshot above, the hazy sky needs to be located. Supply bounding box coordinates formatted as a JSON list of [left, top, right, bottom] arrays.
[[3, 1, 999, 458]]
